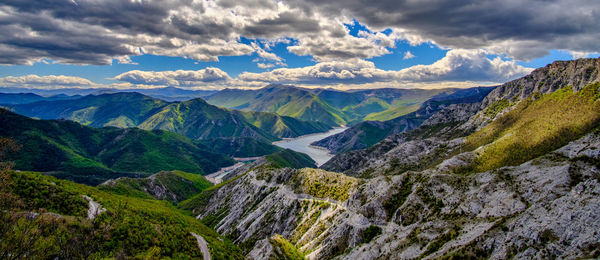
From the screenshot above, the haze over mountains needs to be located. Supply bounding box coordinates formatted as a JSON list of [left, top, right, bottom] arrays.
[[0, 86, 216, 101]]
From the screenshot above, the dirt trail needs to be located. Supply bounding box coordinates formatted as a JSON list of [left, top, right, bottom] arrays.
[[191, 232, 211, 260], [82, 195, 105, 219]]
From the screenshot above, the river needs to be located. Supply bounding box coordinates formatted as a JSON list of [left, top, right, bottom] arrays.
[[273, 127, 348, 166]]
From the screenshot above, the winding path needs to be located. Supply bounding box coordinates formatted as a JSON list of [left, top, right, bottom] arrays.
[[191, 232, 211, 260], [82, 195, 105, 219]]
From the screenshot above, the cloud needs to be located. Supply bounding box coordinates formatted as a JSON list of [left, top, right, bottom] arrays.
[[393, 49, 533, 82], [0, 74, 96, 89], [3, 49, 533, 91], [292, 0, 600, 61], [1, 0, 597, 76], [238, 49, 532, 86], [403, 51, 415, 60], [114, 67, 231, 87], [0, 0, 412, 65], [257, 63, 274, 69]]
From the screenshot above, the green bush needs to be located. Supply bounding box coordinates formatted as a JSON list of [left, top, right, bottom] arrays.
[[361, 225, 382, 244]]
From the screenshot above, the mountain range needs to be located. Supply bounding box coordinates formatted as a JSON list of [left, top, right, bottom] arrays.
[[0, 86, 216, 101], [313, 86, 496, 153], [1, 58, 600, 259], [6, 92, 330, 142], [204, 85, 453, 126], [0, 108, 235, 185]]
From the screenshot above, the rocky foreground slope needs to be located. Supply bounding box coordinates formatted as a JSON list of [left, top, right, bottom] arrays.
[[182, 129, 599, 259], [180, 58, 600, 259]]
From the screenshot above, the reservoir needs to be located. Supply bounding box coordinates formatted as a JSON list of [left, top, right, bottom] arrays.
[[273, 127, 348, 166]]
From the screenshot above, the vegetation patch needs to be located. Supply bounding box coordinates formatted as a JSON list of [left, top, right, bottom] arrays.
[[270, 234, 306, 260], [0, 170, 242, 259], [291, 168, 359, 201], [291, 206, 322, 244], [361, 225, 382, 244], [382, 179, 413, 220], [483, 99, 512, 119], [99, 170, 213, 202], [423, 226, 461, 257]]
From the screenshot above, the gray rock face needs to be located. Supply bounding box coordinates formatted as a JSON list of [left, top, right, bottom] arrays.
[[100, 171, 202, 202], [321, 103, 477, 176], [191, 132, 600, 259]]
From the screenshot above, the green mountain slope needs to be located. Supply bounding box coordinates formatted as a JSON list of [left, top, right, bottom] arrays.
[[137, 98, 277, 141], [237, 110, 330, 138], [0, 109, 234, 185], [99, 170, 213, 202], [10, 92, 168, 127], [10, 92, 329, 142], [0, 169, 242, 259], [205, 85, 349, 126], [205, 85, 450, 126], [265, 149, 317, 169], [318, 88, 451, 123], [196, 137, 283, 157], [314, 87, 496, 153]]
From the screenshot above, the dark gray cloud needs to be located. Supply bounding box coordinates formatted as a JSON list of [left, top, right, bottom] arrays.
[[0, 0, 598, 65], [293, 0, 600, 60]]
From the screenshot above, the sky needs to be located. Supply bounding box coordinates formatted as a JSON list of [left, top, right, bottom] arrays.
[[0, 0, 599, 91]]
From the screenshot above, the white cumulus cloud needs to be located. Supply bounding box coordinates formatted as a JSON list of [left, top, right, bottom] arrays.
[[238, 49, 533, 87], [114, 67, 232, 87], [0, 75, 96, 89]]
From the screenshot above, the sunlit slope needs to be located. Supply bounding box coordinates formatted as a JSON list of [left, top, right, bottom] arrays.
[[463, 83, 600, 172]]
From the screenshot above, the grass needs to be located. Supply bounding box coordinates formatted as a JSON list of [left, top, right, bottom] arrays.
[[464, 83, 600, 173]]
